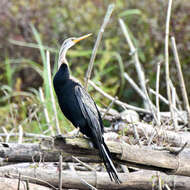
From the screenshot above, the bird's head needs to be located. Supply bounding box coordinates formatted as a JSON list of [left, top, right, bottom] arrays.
[[58, 33, 92, 68]]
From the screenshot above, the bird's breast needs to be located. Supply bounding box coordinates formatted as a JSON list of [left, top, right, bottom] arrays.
[[55, 80, 85, 127]]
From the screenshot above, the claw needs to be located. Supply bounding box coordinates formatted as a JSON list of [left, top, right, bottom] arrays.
[[68, 127, 81, 138]]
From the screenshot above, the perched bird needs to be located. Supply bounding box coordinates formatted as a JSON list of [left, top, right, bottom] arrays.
[[53, 34, 121, 183]]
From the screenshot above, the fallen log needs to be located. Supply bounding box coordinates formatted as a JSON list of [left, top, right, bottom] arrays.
[[51, 135, 190, 177], [0, 177, 51, 190], [0, 142, 59, 163], [0, 163, 189, 190], [1, 137, 190, 177], [0, 142, 100, 165], [115, 122, 190, 147]]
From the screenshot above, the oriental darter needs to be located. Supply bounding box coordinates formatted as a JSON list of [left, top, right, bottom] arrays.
[[53, 34, 121, 183]]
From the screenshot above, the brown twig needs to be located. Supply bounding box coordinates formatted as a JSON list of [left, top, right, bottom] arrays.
[[171, 36, 190, 127], [131, 123, 141, 146], [72, 156, 96, 172], [0, 133, 50, 140], [89, 80, 150, 113], [102, 96, 118, 119], [119, 18, 149, 109], [69, 163, 98, 190], [119, 18, 159, 124], [17, 173, 21, 190], [149, 88, 168, 105], [7, 173, 57, 190], [169, 80, 182, 110], [25, 180, 30, 190], [156, 61, 161, 126], [164, 0, 174, 121], [85, 4, 115, 88], [164, 184, 172, 190], [171, 82, 178, 130], [59, 154, 63, 190], [18, 125, 23, 144], [149, 89, 186, 124], [175, 142, 188, 156], [2, 127, 15, 143], [124, 72, 147, 101]]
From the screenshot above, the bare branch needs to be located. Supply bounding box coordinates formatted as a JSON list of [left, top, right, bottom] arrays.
[[171, 36, 190, 126], [89, 80, 150, 113], [18, 125, 23, 144], [85, 4, 115, 88], [164, 0, 174, 120], [59, 154, 63, 190], [119, 18, 149, 109], [102, 96, 118, 119], [156, 62, 161, 126], [124, 72, 147, 101]]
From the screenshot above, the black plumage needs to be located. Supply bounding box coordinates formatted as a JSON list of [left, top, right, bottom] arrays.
[[53, 34, 121, 183]]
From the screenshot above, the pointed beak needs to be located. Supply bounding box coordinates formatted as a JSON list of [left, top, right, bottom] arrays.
[[73, 33, 92, 43]]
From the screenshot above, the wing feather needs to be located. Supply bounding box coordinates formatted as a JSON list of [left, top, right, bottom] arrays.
[[74, 85, 121, 183], [74, 85, 103, 139]]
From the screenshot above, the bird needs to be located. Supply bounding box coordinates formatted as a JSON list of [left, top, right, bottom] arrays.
[[53, 34, 121, 184]]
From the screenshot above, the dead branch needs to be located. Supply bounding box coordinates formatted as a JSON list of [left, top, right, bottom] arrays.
[[0, 142, 100, 164], [85, 4, 115, 88], [1, 136, 190, 177], [0, 177, 51, 190], [165, 0, 173, 119], [114, 122, 190, 148], [119, 18, 149, 109], [171, 36, 190, 126], [40, 135, 190, 177], [0, 163, 190, 190], [89, 80, 150, 113], [0, 142, 59, 163]]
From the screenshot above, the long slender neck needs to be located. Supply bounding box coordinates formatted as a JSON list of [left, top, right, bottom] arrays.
[[55, 44, 71, 84], [58, 48, 69, 69]]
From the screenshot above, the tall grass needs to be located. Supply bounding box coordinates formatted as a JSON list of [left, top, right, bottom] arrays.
[[31, 24, 50, 99]]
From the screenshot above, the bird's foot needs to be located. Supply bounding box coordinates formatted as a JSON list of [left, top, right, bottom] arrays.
[[67, 127, 82, 138]]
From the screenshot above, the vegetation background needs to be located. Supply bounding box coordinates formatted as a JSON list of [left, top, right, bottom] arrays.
[[0, 0, 190, 137]]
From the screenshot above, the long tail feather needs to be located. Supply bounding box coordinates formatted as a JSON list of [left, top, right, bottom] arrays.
[[98, 142, 121, 184]]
